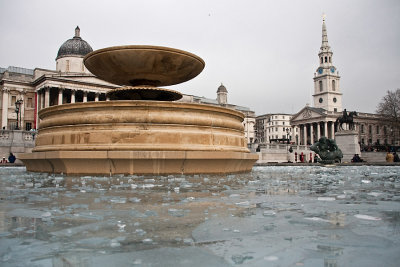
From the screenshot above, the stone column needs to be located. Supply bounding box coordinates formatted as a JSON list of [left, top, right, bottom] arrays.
[[310, 123, 314, 145], [316, 122, 321, 141], [106, 95, 110, 101], [40, 89, 45, 109], [71, 90, 76, 103], [303, 124, 308, 145], [44, 88, 50, 108], [95, 93, 99, 102], [83, 91, 88, 102], [58, 88, 63, 105], [1, 88, 9, 129], [324, 121, 328, 138], [331, 121, 335, 139]]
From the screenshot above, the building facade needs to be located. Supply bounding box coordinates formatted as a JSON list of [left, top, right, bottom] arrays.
[[179, 83, 256, 144], [255, 113, 293, 143], [290, 17, 393, 148], [0, 27, 117, 131]]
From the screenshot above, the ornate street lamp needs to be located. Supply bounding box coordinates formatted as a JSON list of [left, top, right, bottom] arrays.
[[14, 100, 23, 130]]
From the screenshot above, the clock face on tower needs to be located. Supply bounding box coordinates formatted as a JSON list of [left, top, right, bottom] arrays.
[[330, 67, 335, 73], [318, 68, 323, 74]]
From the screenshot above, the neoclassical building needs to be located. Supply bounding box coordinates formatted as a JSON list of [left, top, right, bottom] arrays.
[[290, 18, 393, 148], [179, 83, 256, 144], [0, 27, 117, 131]]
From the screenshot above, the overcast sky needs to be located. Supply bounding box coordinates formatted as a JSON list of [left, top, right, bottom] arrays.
[[1, 0, 399, 115]]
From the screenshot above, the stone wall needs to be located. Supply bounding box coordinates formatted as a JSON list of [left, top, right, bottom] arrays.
[[0, 130, 35, 163]]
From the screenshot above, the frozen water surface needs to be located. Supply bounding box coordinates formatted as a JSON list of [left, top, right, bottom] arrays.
[[0, 166, 399, 266]]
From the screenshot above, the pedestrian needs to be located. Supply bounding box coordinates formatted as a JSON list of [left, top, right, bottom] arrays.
[[386, 151, 394, 163], [393, 152, 399, 162], [8, 153, 16, 163]]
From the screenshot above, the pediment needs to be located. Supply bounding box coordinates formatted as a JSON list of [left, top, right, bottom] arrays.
[[291, 106, 326, 122]]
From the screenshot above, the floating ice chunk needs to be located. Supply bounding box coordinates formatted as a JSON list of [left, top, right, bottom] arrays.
[[129, 197, 141, 203], [263, 210, 276, 217], [235, 201, 250, 207], [367, 192, 381, 197], [174, 187, 180, 193], [232, 254, 253, 264], [142, 238, 153, 244], [132, 259, 142, 265], [304, 217, 330, 223], [142, 184, 155, 189], [229, 194, 240, 198], [354, 214, 381, 221], [361, 180, 371, 184], [317, 197, 335, 201], [110, 197, 126, 204], [264, 256, 279, 261], [131, 184, 138, 189], [168, 208, 184, 217]]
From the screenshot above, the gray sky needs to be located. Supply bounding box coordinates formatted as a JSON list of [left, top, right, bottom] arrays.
[[1, 0, 399, 115]]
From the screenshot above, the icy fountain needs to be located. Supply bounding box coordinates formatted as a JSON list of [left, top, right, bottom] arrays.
[[19, 45, 258, 175]]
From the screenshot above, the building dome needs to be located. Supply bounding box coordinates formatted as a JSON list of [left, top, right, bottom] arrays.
[[56, 26, 93, 60], [217, 83, 227, 93]]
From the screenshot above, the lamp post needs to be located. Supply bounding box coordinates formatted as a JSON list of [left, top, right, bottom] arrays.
[[14, 100, 23, 130], [286, 128, 291, 162]]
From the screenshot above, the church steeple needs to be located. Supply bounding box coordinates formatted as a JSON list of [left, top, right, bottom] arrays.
[[313, 16, 342, 113]]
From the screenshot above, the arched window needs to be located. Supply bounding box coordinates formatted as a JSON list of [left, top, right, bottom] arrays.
[[324, 56, 327, 63], [332, 80, 336, 91], [319, 81, 323, 92]]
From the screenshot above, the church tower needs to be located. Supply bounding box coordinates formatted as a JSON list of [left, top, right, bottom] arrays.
[[313, 16, 342, 112]]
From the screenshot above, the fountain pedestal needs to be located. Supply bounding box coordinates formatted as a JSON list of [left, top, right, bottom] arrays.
[[19, 45, 258, 175]]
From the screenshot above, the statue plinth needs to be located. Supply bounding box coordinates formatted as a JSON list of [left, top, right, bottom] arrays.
[[335, 130, 360, 163]]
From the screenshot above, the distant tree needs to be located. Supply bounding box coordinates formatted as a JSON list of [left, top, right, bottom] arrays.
[[376, 89, 400, 144]]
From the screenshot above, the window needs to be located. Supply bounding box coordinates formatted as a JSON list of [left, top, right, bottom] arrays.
[[333, 97, 337, 103], [329, 57, 331, 63], [11, 96, 16, 106], [275, 127, 278, 131], [376, 126, 380, 134], [319, 81, 323, 92], [25, 122, 32, 131], [27, 98, 33, 108], [283, 122, 285, 125], [320, 57, 323, 64], [369, 125, 372, 134], [334, 108, 337, 112], [319, 98, 323, 103], [332, 80, 336, 91], [361, 124, 364, 133], [325, 56, 327, 63]]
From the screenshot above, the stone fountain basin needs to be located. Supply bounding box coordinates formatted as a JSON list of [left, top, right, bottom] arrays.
[[83, 45, 205, 87], [19, 101, 258, 175]]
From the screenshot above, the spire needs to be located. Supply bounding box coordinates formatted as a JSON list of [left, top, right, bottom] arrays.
[[75, 26, 80, 38], [320, 15, 331, 53]]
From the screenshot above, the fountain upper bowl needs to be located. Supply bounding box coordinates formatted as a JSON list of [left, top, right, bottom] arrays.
[[84, 45, 205, 87]]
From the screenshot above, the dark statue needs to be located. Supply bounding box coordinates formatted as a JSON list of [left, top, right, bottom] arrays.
[[335, 109, 358, 131], [310, 136, 343, 164]]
